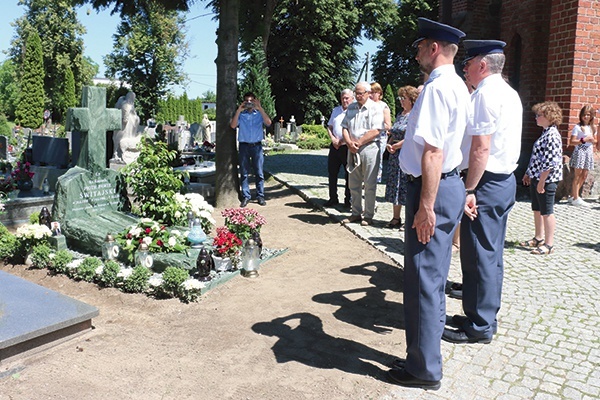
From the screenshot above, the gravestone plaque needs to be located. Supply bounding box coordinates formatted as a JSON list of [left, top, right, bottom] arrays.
[[0, 136, 7, 160], [32, 136, 69, 168], [189, 123, 201, 142]]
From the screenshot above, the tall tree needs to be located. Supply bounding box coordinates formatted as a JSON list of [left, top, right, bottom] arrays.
[[264, 0, 397, 124], [10, 0, 91, 122], [384, 84, 396, 118], [15, 30, 45, 128], [371, 0, 439, 90], [103, 2, 189, 121], [57, 65, 77, 121], [0, 60, 20, 120], [238, 37, 275, 119]]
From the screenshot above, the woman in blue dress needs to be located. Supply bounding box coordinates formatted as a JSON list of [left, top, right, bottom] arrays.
[[384, 85, 419, 229]]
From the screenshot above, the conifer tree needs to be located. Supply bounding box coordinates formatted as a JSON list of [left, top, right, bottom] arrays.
[[384, 84, 396, 118], [238, 38, 275, 119], [16, 31, 45, 128]]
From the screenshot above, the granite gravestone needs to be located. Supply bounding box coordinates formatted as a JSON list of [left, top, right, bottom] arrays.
[[54, 86, 137, 255], [0, 136, 7, 160], [31, 136, 69, 168]]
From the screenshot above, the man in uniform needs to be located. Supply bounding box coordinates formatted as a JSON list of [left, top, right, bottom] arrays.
[[388, 17, 470, 390]]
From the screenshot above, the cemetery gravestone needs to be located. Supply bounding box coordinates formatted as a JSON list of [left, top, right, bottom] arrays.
[[31, 136, 69, 168]]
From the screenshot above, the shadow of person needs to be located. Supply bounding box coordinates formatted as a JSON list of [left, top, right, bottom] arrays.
[[312, 287, 404, 333], [252, 313, 393, 379], [340, 262, 403, 293]]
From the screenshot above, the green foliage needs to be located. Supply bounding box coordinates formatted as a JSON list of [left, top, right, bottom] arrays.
[[56, 65, 77, 122], [104, 1, 188, 121], [29, 212, 41, 225], [10, 0, 90, 123], [0, 114, 11, 136], [384, 84, 396, 118], [49, 249, 73, 274], [0, 224, 18, 261], [122, 265, 151, 293], [121, 137, 186, 225], [296, 124, 330, 150], [156, 95, 212, 125], [201, 90, 216, 103], [75, 257, 102, 282], [372, 0, 439, 90], [30, 243, 53, 269], [99, 260, 121, 287], [0, 60, 19, 120], [159, 266, 189, 298], [257, 0, 397, 124], [15, 30, 45, 128], [238, 37, 276, 119]]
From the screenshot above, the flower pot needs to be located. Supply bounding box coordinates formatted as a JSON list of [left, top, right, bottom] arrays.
[[212, 254, 233, 272], [17, 179, 33, 192]]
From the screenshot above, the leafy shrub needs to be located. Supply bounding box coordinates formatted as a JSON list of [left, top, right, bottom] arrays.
[[0, 223, 18, 261], [160, 267, 190, 298], [122, 265, 151, 293], [99, 260, 121, 287], [30, 243, 53, 269], [296, 124, 330, 149], [49, 250, 73, 274], [75, 257, 102, 282], [29, 211, 40, 225]]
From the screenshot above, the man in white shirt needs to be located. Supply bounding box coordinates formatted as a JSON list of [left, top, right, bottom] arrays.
[[341, 82, 384, 226], [443, 40, 523, 345], [324, 89, 354, 207], [389, 17, 470, 391]]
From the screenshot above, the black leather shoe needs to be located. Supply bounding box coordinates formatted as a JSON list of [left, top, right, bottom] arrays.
[[257, 197, 266, 206], [387, 368, 441, 391], [448, 289, 462, 299], [446, 314, 498, 335], [324, 199, 339, 207], [240, 198, 250, 208], [442, 327, 492, 344]]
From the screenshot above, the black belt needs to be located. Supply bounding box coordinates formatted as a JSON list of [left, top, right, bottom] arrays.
[[407, 168, 459, 182], [241, 142, 262, 146]]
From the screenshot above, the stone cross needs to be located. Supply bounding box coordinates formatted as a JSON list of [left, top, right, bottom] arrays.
[[66, 86, 122, 172]]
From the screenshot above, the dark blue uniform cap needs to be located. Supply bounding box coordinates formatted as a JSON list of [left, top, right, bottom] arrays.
[[463, 40, 506, 63], [412, 17, 466, 47]]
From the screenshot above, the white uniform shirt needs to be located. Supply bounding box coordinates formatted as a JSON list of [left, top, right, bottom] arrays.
[[341, 98, 384, 141], [327, 105, 346, 140], [399, 64, 471, 176], [460, 73, 523, 174]]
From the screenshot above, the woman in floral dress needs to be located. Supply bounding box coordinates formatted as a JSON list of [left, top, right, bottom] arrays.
[[384, 85, 419, 229]]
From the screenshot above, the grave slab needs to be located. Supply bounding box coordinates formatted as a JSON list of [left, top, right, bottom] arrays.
[[0, 270, 99, 363]]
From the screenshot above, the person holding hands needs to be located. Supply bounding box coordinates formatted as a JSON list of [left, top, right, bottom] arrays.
[[567, 105, 596, 206]]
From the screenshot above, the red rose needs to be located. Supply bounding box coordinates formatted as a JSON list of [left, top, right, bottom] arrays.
[[157, 240, 163, 247], [145, 228, 152, 234]]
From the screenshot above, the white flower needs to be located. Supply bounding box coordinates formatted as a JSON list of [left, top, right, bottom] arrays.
[[130, 227, 142, 237], [148, 274, 163, 287], [126, 239, 132, 247], [95, 265, 104, 275], [140, 217, 153, 223], [143, 236, 153, 245], [174, 211, 182, 219], [168, 236, 177, 247], [171, 230, 181, 237], [0, 203, 4, 211], [182, 278, 204, 290], [67, 258, 84, 270], [117, 267, 133, 278]]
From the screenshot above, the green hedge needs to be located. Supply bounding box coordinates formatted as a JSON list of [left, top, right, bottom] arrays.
[[297, 124, 330, 150]]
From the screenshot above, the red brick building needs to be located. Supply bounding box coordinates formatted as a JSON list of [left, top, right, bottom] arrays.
[[443, 0, 600, 155]]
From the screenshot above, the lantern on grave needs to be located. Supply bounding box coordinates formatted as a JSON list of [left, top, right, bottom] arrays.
[[240, 238, 260, 278], [195, 247, 213, 281], [136, 242, 153, 269], [39, 207, 52, 230], [42, 178, 50, 194], [102, 233, 120, 261], [186, 211, 194, 229], [187, 218, 207, 248]]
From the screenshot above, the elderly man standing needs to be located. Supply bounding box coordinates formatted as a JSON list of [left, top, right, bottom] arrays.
[[388, 18, 470, 390], [341, 82, 384, 226], [442, 40, 523, 344], [324, 89, 354, 208]]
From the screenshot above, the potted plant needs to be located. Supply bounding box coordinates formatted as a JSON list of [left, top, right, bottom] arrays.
[[221, 207, 266, 242], [11, 160, 35, 192], [211, 226, 242, 271]]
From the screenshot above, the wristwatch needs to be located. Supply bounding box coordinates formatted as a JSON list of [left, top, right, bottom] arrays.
[[466, 189, 476, 195]]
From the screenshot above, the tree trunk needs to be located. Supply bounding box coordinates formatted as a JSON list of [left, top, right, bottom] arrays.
[[215, 0, 241, 208]]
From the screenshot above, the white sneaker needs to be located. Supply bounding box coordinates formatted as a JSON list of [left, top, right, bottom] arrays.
[[572, 197, 590, 207], [567, 196, 574, 204]]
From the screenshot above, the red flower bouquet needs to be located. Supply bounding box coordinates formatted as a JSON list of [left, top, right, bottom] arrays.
[[212, 227, 242, 259]]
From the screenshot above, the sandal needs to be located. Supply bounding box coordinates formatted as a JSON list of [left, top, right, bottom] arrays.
[[531, 244, 554, 255], [386, 218, 402, 229], [520, 237, 545, 247]]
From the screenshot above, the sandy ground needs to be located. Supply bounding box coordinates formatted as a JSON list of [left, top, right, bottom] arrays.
[[0, 180, 407, 400]]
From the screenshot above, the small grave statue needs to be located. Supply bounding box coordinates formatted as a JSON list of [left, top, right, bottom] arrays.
[[201, 114, 212, 143], [39, 207, 52, 230], [195, 247, 213, 281], [112, 91, 141, 164]]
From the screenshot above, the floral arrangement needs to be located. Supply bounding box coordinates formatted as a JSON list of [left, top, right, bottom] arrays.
[[212, 226, 242, 259], [16, 223, 52, 254], [11, 161, 34, 182], [173, 193, 215, 233], [116, 218, 189, 263], [0, 176, 17, 194], [201, 141, 215, 152], [222, 207, 266, 241]]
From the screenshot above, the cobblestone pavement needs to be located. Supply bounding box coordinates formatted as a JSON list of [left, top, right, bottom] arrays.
[[265, 149, 600, 400]]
